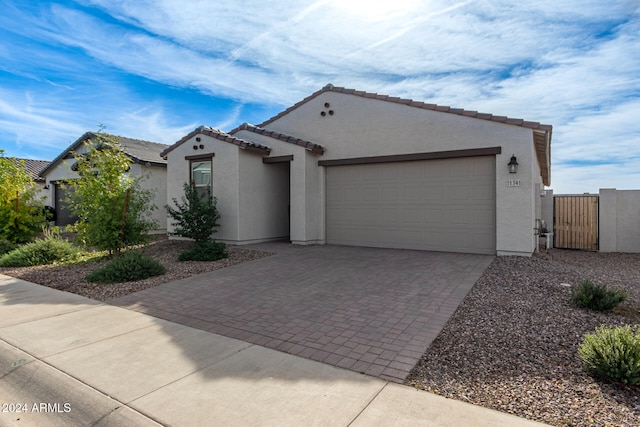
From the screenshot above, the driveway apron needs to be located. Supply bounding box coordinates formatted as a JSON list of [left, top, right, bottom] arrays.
[[110, 243, 493, 382]]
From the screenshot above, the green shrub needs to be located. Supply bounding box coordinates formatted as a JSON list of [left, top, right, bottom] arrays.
[[178, 241, 227, 262], [571, 279, 627, 312], [0, 237, 80, 267], [579, 324, 640, 385], [86, 251, 165, 283], [0, 240, 18, 256], [166, 183, 221, 244]]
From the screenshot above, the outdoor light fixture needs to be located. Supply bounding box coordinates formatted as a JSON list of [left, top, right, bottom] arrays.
[[508, 154, 519, 174]]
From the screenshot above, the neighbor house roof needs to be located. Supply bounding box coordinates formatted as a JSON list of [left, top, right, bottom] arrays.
[[10, 158, 50, 182], [230, 123, 325, 155], [258, 84, 552, 186], [160, 126, 272, 158], [41, 132, 169, 177]]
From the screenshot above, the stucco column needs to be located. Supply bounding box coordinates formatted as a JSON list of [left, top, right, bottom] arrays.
[[599, 188, 617, 252]]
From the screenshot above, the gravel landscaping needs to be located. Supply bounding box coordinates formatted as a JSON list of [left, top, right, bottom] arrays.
[[0, 238, 272, 301], [406, 250, 640, 427], [1, 240, 638, 426]]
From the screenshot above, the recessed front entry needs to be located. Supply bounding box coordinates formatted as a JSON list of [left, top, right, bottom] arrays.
[[325, 156, 496, 254]]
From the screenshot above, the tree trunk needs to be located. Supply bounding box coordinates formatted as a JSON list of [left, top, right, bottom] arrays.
[[117, 188, 131, 256]]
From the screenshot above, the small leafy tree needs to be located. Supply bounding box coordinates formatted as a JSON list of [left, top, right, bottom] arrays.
[[166, 183, 220, 243], [0, 150, 46, 243], [65, 133, 157, 256]]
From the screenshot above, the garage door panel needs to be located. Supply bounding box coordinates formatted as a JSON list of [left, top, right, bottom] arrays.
[[403, 207, 428, 224], [450, 209, 470, 225], [326, 156, 496, 255], [402, 185, 425, 201], [363, 187, 379, 201], [380, 187, 398, 201], [450, 185, 471, 200], [473, 208, 494, 225]]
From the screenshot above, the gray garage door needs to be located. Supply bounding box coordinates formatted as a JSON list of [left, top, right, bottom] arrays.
[[325, 156, 496, 254]]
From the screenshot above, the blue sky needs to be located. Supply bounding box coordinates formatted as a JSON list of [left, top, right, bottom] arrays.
[[1, 0, 638, 194]]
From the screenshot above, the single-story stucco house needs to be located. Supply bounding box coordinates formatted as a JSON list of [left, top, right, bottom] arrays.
[[40, 132, 169, 233], [161, 85, 552, 256]]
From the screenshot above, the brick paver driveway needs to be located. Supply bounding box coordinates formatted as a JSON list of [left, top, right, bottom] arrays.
[[111, 243, 493, 382]]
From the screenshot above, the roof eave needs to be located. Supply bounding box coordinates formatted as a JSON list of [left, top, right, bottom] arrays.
[[231, 123, 326, 155], [533, 129, 552, 187], [162, 126, 272, 159], [40, 132, 96, 176]]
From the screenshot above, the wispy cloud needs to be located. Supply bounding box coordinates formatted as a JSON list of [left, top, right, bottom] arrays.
[[0, 0, 638, 193]]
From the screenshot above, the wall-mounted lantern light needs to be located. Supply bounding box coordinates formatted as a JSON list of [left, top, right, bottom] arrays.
[[508, 154, 519, 174]]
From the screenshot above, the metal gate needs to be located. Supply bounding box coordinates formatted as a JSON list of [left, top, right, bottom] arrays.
[[554, 195, 599, 250]]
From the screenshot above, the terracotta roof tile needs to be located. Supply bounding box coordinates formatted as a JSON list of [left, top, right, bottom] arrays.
[[258, 84, 553, 133], [160, 126, 271, 158], [230, 123, 325, 155]]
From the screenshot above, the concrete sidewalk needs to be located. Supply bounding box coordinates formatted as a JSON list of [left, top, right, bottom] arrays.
[[0, 274, 548, 426]]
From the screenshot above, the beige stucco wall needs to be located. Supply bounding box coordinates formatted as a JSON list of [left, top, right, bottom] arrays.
[[233, 129, 324, 244], [599, 189, 640, 253], [43, 154, 167, 233], [265, 91, 542, 255], [236, 150, 289, 243], [132, 163, 167, 233], [165, 134, 240, 242]]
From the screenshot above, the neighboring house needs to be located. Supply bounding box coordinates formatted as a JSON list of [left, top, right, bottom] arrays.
[[10, 158, 51, 201], [161, 85, 552, 256], [40, 132, 169, 233]]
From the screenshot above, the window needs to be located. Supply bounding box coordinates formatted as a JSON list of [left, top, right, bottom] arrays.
[[191, 159, 211, 198]]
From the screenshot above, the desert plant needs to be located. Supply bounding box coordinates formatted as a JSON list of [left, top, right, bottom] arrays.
[[0, 236, 80, 267], [178, 241, 227, 262], [85, 250, 165, 283], [571, 279, 627, 312], [165, 183, 220, 244], [579, 324, 640, 385]]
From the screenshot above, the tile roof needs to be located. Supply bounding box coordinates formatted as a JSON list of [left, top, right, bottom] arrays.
[[41, 132, 169, 177], [9, 158, 50, 182], [160, 126, 271, 158], [258, 84, 553, 132], [230, 123, 325, 155], [257, 84, 552, 186], [117, 137, 169, 165]]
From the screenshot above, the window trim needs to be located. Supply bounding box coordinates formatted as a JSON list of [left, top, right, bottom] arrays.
[[188, 155, 213, 193]]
